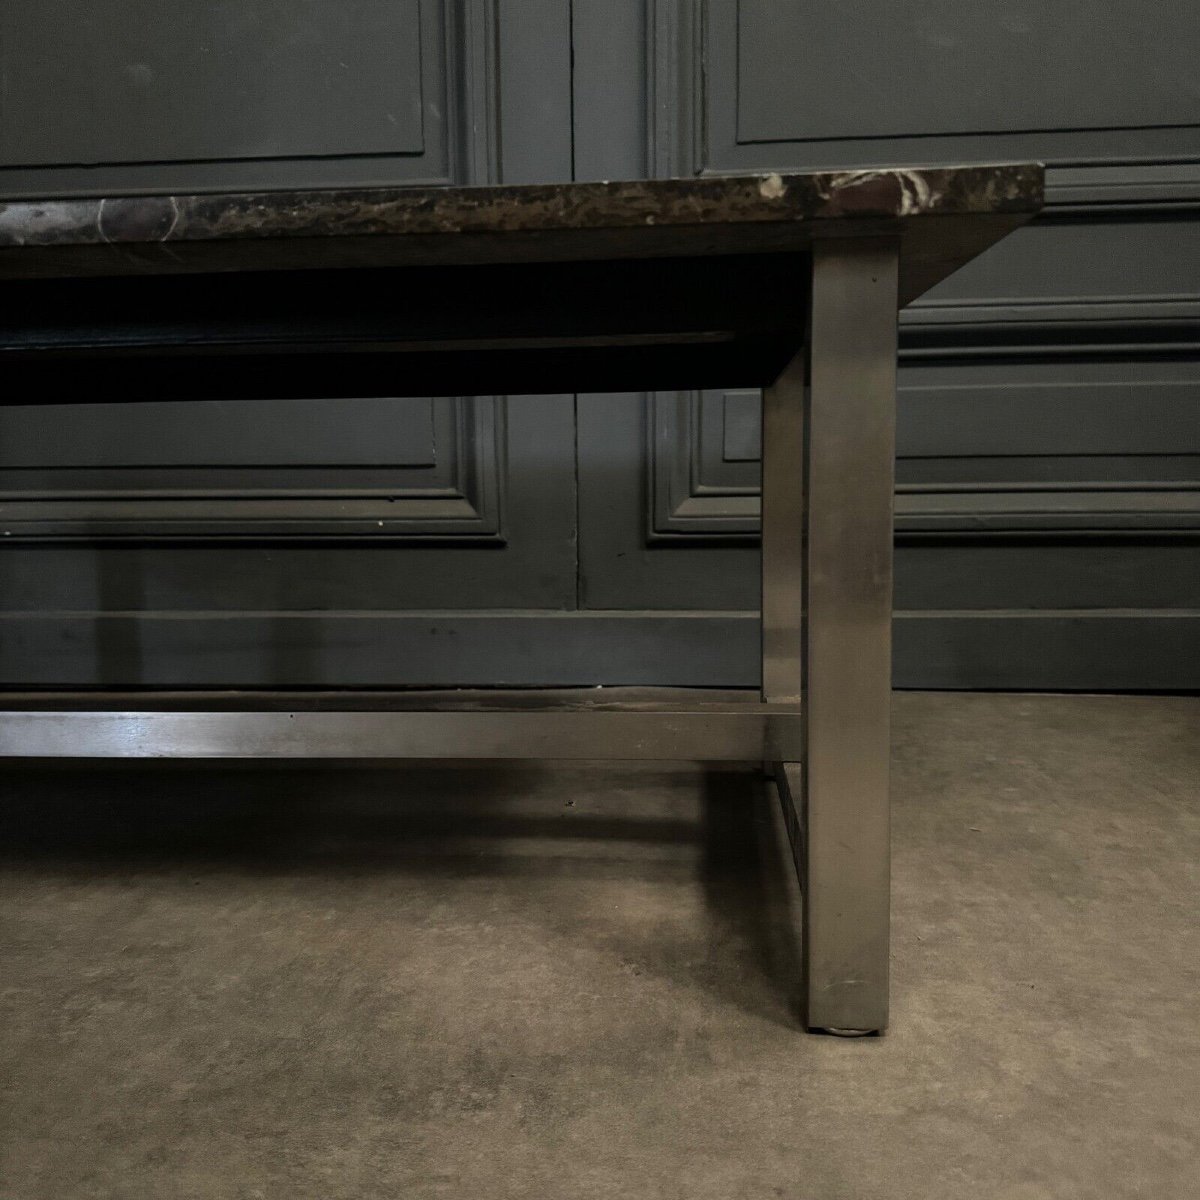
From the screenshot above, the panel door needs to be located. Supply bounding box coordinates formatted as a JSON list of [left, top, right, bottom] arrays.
[[573, 0, 1200, 690], [0, 1, 587, 687]]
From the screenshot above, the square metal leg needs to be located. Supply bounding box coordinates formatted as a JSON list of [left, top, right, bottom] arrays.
[[763, 240, 899, 1034]]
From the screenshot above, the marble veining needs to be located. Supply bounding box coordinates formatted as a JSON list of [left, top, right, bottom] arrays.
[[0, 163, 1043, 254]]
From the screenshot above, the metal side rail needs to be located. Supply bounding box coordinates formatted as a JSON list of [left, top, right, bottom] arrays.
[[0, 689, 802, 762]]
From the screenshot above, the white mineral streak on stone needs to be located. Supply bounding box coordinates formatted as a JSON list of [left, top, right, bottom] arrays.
[[897, 170, 933, 214], [758, 173, 786, 200], [824, 169, 940, 214], [0, 201, 98, 245], [161, 195, 181, 240], [0, 207, 27, 245]]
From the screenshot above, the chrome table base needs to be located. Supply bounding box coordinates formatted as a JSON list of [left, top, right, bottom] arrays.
[[0, 242, 900, 1034], [0, 163, 1046, 1033]]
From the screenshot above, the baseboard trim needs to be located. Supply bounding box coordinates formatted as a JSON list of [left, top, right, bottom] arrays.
[[0, 609, 1195, 691]]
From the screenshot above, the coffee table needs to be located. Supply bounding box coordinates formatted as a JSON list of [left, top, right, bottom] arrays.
[[0, 164, 1044, 1032]]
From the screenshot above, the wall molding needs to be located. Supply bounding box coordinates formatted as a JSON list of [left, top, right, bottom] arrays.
[[648, 0, 1200, 215], [642, 10, 1200, 546], [2, 608, 1195, 691], [0, 2, 508, 547], [0, 396, 506, 544], [0, 0, 500, 198], [901, 299, 1200, 356], [648, 383, 1200, 541], [646, 0, 702, 180], [451, 0, 502, 186]]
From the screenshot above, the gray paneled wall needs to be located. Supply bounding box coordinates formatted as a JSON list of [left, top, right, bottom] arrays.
[[0, 0, 1197, 690], [0, 1, 582, 689], [574, 0, 1200, 690], [2, 2, 426, 166]]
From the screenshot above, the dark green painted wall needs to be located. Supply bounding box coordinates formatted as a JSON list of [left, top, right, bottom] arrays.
[[1, 1, 1197, 690]]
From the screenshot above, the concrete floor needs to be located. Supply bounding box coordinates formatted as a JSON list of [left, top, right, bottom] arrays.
[[1, 692, 1197, 1199]]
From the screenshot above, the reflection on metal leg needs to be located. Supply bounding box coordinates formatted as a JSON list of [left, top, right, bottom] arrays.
[[761, 345, 806, 705], [770, 759, 806, 891]]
